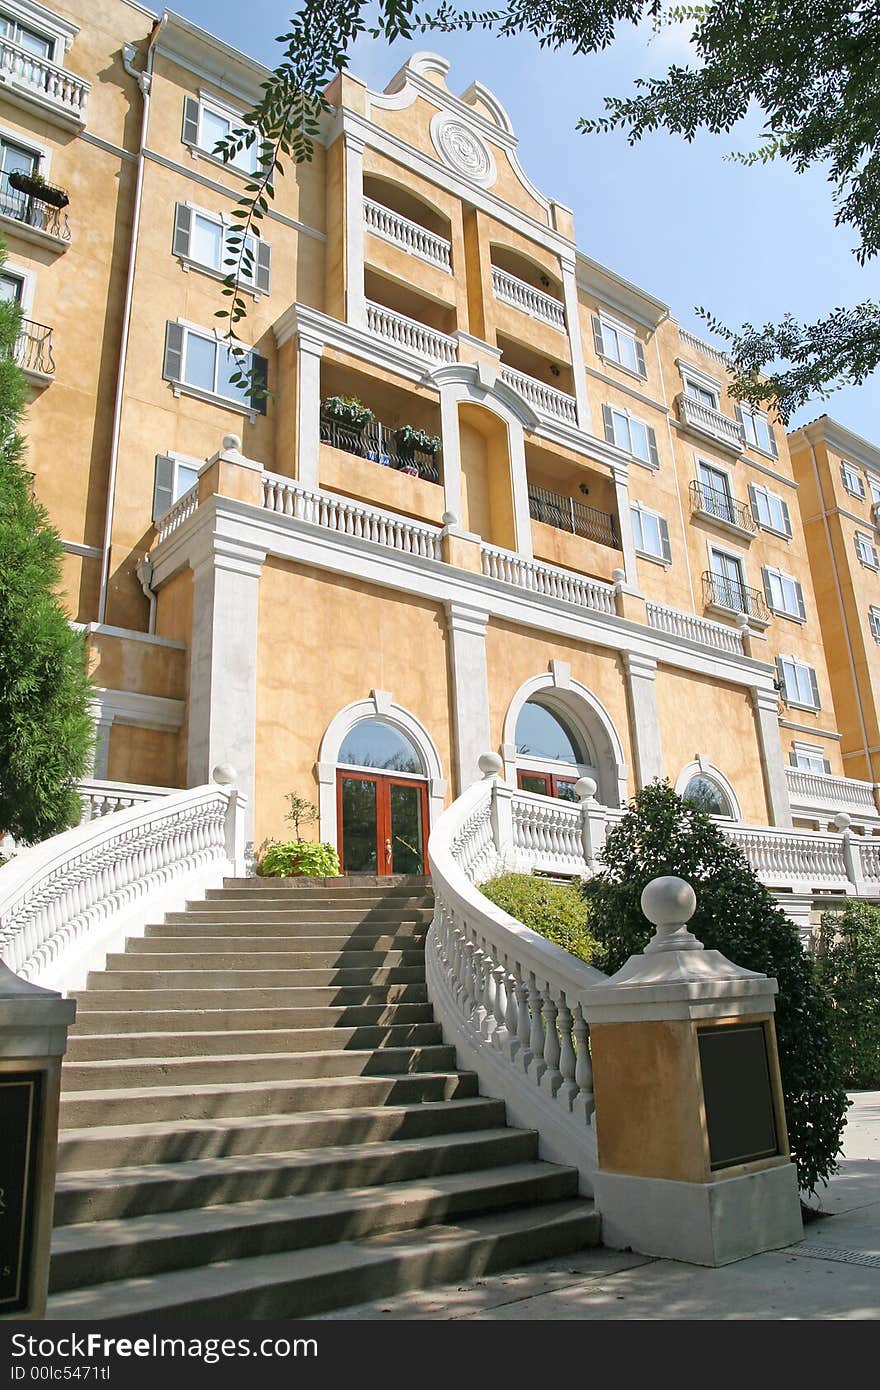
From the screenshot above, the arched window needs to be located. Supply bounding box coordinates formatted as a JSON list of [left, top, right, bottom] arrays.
[[514, 697, 593, 801], [683, 774, 733, 818], [338, 719, 425, 776]]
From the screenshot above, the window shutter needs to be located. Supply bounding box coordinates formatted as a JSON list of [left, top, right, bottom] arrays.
[[823, 758, 832, 775], [635, 339, 647, 378], [152, 455, 176, 522], [780, 498, 792, 538], [163, 321, 184, 383], [250, 352, 269, 415], [646, 425, 659, 469], [788, 751, 799, 768], [659, 516, 672, 564], [761, 566, 773, 609], [808, 666, 821, 709], [182, 95, 200, 146], [254, 239, 271, 294], [775, 656, 787, 699], [592, 315, 604, 358], [748, 482, 759, 524], [734, 404, 746, 442], [172, 203, 192, 259], [795, 580, 806, 621], [601, 403, 615, 445], [767, 422, 778, 458]]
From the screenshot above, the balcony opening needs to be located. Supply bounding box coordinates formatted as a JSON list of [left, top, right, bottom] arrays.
[[458, 401, 516, 549], [690, 463, 756, 539], [490, 245, 562, 302], [526, 443, 621, 581], [363, 175, 450, 241], [703, 551, 769, 626], [497, 334, 573, 398]]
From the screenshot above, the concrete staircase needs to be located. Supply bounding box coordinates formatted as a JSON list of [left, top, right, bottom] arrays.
[[47, 876, 599, 1318]]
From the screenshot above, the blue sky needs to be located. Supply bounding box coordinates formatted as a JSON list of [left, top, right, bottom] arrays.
[[170, 3, 877, 439]]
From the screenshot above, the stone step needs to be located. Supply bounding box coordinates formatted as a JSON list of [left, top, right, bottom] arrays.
[[72, 984, 429, 1012], [49, 1162, 578, 1294], [144, 919, 429, 939], [129, 933, 427, 954], [98, 949, 425, 972], [204, 888, 433, 904], [59, 1071, 479, 1128], [83, 967, 427, 990], [45, 1199, 596, 1320], [55, 1098, 508, 1173], [222, 875, 431, 890], [161, 908, 435, 925], [68, 1011, 437, 1044], [53, 1128, 539, 1226], [61, 1045, 457, 1091]]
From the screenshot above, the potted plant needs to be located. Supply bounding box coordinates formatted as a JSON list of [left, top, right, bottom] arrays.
[[7, 170, 69, 208], [395, 424, 442, 461], [322, 395, 375, 431]]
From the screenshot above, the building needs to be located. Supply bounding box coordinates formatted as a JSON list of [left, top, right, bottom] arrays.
[[3, 0, 875, 875]]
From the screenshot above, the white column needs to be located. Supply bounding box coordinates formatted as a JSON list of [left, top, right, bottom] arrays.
[[611, 464, 638, 584], [187, 534, 265, 834], [561, 254, 590, 433], [296, 332, 324, 491], [751, 686, 793, 828], [344, 132, 366, 330], [508, 417, 533, 558], [439, 385, 463, 524], [89, 709, 114, 779], [623, 652, 664, 788], [446, 601, 492, 793]]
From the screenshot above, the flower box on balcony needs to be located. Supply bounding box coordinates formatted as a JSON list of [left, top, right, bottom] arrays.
[[322, 395, 374, 431], [7, 172, 69, 208], [395, 425, 442, 461]]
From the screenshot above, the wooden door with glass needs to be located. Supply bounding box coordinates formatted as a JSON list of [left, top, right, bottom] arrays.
[[336, 771, 428, 876]]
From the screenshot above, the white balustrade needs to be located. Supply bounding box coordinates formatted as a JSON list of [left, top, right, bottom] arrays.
[[678, 393, 744, 451], [156, 484, 199, 543], [785, 767, 878, 817], [0, 37, 89, 122], [510, 790, 585, 876], [262, 476, 443, 560], [499, 366, 578, 425], [0, 782, 246, 990], [646, 599, 744, 655], [365, 301, 457, 363], [491, 268, 566, 332], [679, 328, 729, 368], [78, 779, 177, 823], [481, 543, 616, 615], [363, 198, 452, 272], [726, 825, 850, 889]]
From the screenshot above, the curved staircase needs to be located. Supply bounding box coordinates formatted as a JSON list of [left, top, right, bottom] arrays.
[[47, 876, 598, 1319]]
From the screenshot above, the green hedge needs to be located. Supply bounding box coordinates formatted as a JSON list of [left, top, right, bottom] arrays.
[[479, 872, 599, 964], [258, 841, 340, 878], [815, 902, 880, 1088]]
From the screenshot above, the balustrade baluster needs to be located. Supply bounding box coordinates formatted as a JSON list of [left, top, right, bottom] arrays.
[[573, 1005, 594, 1115], [541, 988, 562, 1096], [527, 973, 546, 1082], [557, 993, 578, 1107]]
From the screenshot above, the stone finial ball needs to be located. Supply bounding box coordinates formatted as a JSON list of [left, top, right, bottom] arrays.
[[222, 433, 242, 453], [735, 612, 749, 630], [833, 812, 852, 832], [441, 511, 459, 528], [611, 568, 626, 585], [574, 776, 598, 802], [478, 752, 503, 778], [641, 875, 697, 928], [211, 763, 237, 786]]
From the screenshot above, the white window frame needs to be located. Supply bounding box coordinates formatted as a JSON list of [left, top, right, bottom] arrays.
[[738, 403, 776, 457], [750, 481, 791, 539], [869, 605, 880, 643], [0, 1, 75, 64], [631, 501, 670, 565], [596, 312, 644, 378], [791, 742, 829, 776], [0, 258, 34, 316], [763, 565, 805, 622], [855, 530, 879, 569], [152, 452, 202, 522], [678, 362, 722, 412], [173, 201, 269, 298], [606, 404, 657, 467], [777, 655, 820, 711], [184, 92, 263, 178], [868, 476, 880, 508], [841, 460, 866, 500], [164, 318, 265, 421]]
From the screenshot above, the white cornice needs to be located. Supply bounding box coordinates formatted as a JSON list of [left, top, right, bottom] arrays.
[[576, 255, 668, 331], [156, 10, 272, 107], [89, 686, 184, 731], [790, 416, 880, 476]]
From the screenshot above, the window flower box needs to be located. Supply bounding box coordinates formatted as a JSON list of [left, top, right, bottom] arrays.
[[7, 171, 69, 208]]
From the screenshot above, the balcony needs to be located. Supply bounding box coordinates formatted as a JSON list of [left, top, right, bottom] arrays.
[[363, 198, 451, 273], [702, 570, 770, 626], [785, 766, 879, 824], [0, 171, 70, 249], [365, 300, 457, 365], [528, 484, 617, 549], [500, 365, 577, 426], [679, 328, 729, 368], [320, 414, 440, 483], [677, 393, 743, 453], [0, 37, 89, 128], [689, 479, 756, 539], [12, 319, 54, 383], [491, 267, 565, 332]]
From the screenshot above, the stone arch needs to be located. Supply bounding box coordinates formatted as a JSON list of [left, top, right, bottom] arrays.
[[315, 691, 447, 847], [675, 759, 742, 821], [501, 667, 628, 808]]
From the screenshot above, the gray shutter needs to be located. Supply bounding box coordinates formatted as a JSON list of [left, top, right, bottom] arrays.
[[767, 422, 778, 457], [734, 404, 746, 443], [250, 351, 269, 416], [788, 751, 799, 768], [646, 425, 659, 469], [635, 338, 647, 378], [152, 455, 175, 522], [601, 403, 615, 445], [163, 321, 184, 383], [748, 482, 760, 524], [592, 315, 604, 357], [255, 239, 271, 294], [795, 580, 806, 621], [823, 758, 832, 774], [808, 666, 821, 709], [172, 203, 192, 259], [775, 656, 787, 698], [780, 498, 792, 538], [182, 95, 200, 146], [761, 566, 774, 609], [659, 516, 672, 564]]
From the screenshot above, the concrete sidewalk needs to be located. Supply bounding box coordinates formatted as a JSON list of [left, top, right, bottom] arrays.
[[320, 1091, 880, 1321]]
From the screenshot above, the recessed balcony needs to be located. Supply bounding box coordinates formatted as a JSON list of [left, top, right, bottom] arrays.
[[689, 480, 756, 540], [363, 197, 451, 273], [677, 393, 743, 452], [13, 319, 55, 384], [491, 267, 565, 332], [0, 37, 89, 128], [0, 171, 70, 250], [365, 299, 457, 365], [702, 570, 769, 626], [320, 412, 440, 484], [528, 484, 618, 549], [500, 364, 577, 427]]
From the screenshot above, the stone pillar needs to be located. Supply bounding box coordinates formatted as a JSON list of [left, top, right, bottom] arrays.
[[507, 418, 533, 559], [623, 652, 664, 787], [438, 385, 463, 525], [187, 533, 265, 835], [295, 332, 324, 491], [0, 963, 75, 1318], [445, 602, 492, 794], [611, 464, 638, 584], [751, 686, 793, 828], [585, 876, 803, 1266], [89, 708, 113, 779], [575, 776, 608, 868], [344, 132, 366, 330], [560, 254, 590, 433]]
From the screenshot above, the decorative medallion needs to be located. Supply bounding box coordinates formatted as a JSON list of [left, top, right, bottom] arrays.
[[430, 113, 497, 189]]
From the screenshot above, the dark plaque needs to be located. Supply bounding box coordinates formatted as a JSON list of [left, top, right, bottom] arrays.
[[0, 1072, 43, 1312], [698, 1024, 779, 1171]]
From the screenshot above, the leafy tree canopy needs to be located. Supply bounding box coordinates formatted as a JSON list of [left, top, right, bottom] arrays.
[[216, 0, 880, 420]]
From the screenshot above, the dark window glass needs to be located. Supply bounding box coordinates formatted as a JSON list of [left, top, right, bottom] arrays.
[[339, 719, 423, 775], [515, 701, 582, 764], [683, 774, 732, 817]]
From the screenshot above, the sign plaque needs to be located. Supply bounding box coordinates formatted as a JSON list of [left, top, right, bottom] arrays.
[[0, 1073, 43, 1313], [698, 1023, 780, 1170]]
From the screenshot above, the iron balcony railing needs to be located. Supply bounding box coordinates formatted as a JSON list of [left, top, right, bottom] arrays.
[[320, 414, 441, 483], [528, 483, 619, 550], [11, 319, 55, 376], [690, 479, 756, 534], [0, 170, 70, 240], [702, 569, 770, 624]]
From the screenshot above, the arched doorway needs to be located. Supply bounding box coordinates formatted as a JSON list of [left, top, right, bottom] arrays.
[[336, 718, 429, 875], [514, 696, 594, 801]]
